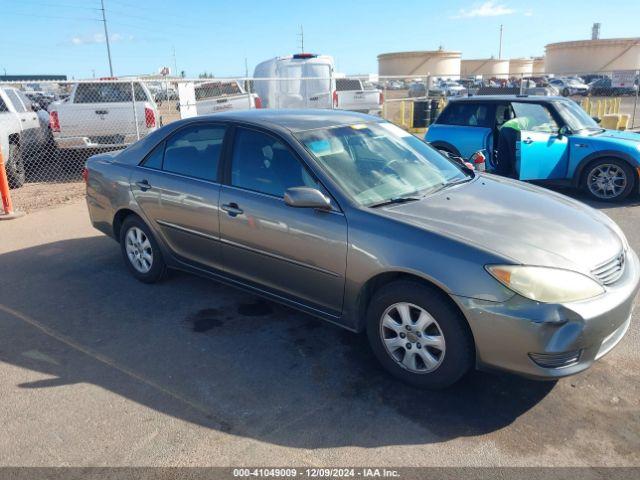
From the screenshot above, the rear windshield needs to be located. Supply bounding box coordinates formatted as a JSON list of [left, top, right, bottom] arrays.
[[336, 79, 363, 91], [436, 102, 493, 127], [74, 82, 148, 103], [195, 82, 242, 100]]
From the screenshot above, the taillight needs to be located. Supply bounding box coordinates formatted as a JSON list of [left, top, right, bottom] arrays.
[[470, 151, 486, 172], [145, 107, 155, 128], [332, 90, 338, 108], [49, 111, 60, 132], [254, 96, 262, 109], [379, 91, 384, 105], [82, 167, 89, 184]]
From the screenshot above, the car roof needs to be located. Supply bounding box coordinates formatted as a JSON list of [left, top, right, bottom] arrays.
[[199, 108, 383, 132], [449, 95, 567, 103]]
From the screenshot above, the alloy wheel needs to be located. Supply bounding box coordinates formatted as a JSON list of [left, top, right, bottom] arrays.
[[125, 226, 153, 274], [379, 302, 446, 374], [587, 163, 627, 200]]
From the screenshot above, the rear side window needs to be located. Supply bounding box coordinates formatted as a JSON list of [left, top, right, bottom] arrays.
[[141, 142, 164, 169], [195, 82, 241, 100], [75, 82, 148, 103], [437, 103, 492, 127], [0, 96, 8, 113], [162, 124, 226, 181]]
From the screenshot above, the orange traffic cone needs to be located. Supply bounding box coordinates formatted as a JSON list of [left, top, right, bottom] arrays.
[[0, 145, 24, 220]]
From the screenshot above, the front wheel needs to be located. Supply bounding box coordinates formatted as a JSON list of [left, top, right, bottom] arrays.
[[366, 281, 474, 389], [582, 158, 635, 202]]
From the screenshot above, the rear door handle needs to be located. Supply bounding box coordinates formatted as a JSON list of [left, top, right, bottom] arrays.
[[21, 118, 26, 122], [221, 202, 243, 217], [135, 180, 152, 191], [523, 137, 533, 144]]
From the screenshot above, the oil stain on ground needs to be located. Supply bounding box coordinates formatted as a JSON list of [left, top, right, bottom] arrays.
[[186, 308, 224, 333]]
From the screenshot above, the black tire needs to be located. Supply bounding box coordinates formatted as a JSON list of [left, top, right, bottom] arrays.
[[366, 281, 474, 389], [581, 158, 636, 202], [7, 143, 25, 189], [119, 215, 167, 283]]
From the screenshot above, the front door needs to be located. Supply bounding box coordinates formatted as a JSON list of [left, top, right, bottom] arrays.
[[510, 101, 569, 180], [130, 123, 227, 269], [218, 126, 348, 315]]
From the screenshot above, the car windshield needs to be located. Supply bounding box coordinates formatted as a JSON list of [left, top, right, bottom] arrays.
[[554, 100, 601, 132], [295, 122, 468, 206]]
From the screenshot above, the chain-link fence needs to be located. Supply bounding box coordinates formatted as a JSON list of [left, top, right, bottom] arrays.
[[1, 69, 639, 211]]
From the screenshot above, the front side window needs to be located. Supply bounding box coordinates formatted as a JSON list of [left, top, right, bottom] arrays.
[[437, 103, 492, 127], [296, 122, 467, 206], [231, 128, 318, 197], [510, 102, 558, 133], [553, 100, 601, 132], [162, 124, 226, 181]]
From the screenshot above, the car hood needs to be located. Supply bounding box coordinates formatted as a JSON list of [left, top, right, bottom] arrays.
[[590, 129, 640, 144], [376, 175, 624, 274]]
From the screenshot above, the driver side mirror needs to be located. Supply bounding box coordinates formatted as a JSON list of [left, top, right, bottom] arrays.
[[558, 125, 572, 137], [591, 116, 601, 124], [284, 187, 331, 210]]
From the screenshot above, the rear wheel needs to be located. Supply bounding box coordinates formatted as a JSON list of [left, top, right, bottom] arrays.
[[366, 281, 474, 389], [582, 158, 635, 202], [119, 215, 167, 283], [7, 143, 25, 189]]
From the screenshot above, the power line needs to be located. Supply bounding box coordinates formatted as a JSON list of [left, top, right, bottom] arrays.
[[3, 10, 101, 21]]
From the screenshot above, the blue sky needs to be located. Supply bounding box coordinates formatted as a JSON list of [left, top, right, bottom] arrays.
[[2, 0, 639, 79]]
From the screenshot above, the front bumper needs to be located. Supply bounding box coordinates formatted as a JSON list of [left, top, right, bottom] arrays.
[[454, 248, 640, 379]]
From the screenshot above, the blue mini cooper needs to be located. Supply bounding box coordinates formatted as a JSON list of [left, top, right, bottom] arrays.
[[425, 95, 640, 202]]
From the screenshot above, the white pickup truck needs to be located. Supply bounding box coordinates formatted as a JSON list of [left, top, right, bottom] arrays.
[[49, 81, 159, 151], [194, 80, 261, 114], [334, 78, 383, 115], [0, 86, 51, 188]]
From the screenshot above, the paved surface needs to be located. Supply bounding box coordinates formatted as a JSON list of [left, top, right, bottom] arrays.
[[0, 192, 639, 467]]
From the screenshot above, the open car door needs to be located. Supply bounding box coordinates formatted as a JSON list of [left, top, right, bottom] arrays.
[[517, 130, 569, 180]]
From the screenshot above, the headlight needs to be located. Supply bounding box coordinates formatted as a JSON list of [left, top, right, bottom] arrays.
[[486, 265, 605, 303]]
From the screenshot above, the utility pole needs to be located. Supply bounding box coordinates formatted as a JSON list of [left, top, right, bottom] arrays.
[[100, 0, 114, 76], [498, 24, 503, 59], [172, 45, 178, 76], [298, 25, 304, 52]]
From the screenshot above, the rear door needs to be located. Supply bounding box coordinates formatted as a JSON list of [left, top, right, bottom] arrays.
[[512, 102, 569, 180], [130, 122, 227, 269], [303, 60, 333, 109]]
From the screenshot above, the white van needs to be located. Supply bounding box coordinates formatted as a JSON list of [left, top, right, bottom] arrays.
[[253, 54, 336, 109]]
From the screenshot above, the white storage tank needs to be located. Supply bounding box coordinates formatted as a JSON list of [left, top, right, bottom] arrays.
[[532, 57, 545, 74], [545, 38, 640, 74], [377, 49, 461, 77], [460, 58, 509, 78], [509, 58, 534, 77]]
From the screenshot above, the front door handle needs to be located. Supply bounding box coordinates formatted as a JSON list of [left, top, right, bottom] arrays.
[[523, 137, 533, 144], [135, 180, 152, 191], [221, 202, 243, 217]]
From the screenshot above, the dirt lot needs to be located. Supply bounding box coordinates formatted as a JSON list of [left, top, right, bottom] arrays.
[[0, 188, 638, 469]]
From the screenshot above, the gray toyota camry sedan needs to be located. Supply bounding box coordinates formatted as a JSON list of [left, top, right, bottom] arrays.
[[85, 109, 638, 388]]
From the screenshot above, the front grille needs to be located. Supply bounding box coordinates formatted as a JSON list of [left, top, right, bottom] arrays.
[[592, 251, 625, 286], [529, 350, 582, 369]]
